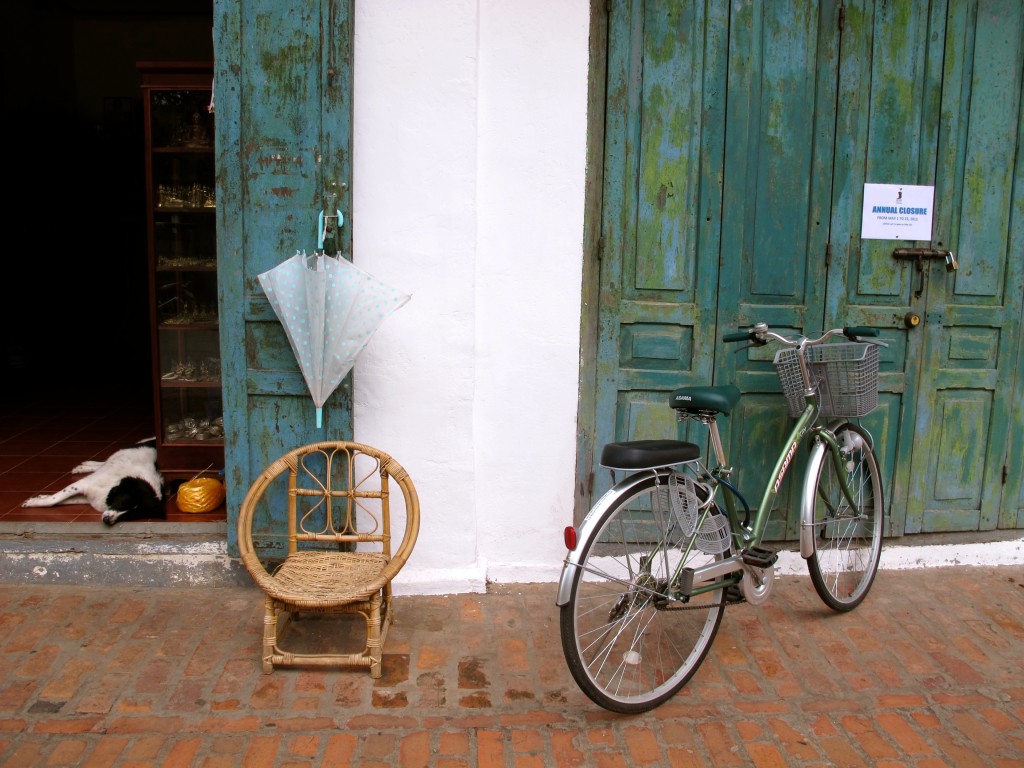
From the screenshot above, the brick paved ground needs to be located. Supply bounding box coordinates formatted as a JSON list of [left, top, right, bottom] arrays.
[[0, 565, 1021, 767]]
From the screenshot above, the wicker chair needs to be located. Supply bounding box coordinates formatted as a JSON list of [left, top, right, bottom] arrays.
[[237, 441, 420, 677]]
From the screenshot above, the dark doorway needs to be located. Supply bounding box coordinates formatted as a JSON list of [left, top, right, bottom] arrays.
[[3, 1, 212, 407], [1, 1, 214, 522]]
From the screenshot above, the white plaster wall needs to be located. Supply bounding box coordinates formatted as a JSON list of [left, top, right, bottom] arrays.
[[351, 1, 591, 593]]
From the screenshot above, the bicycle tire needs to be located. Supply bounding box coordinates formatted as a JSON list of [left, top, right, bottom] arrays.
[[805, 422, 884, 611], [559, 473, 728, 713]]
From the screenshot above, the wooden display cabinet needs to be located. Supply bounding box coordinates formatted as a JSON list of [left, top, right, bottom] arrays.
[[139, 62, 222, 480]]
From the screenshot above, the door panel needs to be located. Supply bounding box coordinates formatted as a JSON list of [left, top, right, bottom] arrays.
[[716, 0, 840, 539], [905, 0, 1024, 532], [1008, 95, 1024, 528], [824, 0, 943, 537], [1009, 289, 1024, 529], [215, 0, 355, 555], [591, 0, 728, 501]]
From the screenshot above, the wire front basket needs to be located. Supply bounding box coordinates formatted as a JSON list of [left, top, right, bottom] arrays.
[[773, 342, 880, 418]]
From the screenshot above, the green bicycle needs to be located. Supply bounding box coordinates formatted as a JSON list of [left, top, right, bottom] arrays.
[[557, 322, 886, 713]]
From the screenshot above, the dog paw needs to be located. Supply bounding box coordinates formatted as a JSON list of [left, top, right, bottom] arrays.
[[22, 495, 50, 507], [72, 461, 102, 474]]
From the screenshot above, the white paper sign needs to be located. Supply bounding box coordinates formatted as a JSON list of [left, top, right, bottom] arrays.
[[861, 183, 934, 241]]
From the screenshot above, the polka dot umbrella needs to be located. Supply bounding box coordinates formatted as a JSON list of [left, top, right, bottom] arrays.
[[258, 251, 411, 428]]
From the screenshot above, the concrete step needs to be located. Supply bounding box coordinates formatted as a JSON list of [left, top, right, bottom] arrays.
[[2, 524, 1021, 589], [0, 521, 251, 587]]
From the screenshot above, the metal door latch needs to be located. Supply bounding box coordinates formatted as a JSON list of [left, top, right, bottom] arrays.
[[892, 247, 958, 271], [893, 248, 958, 298]]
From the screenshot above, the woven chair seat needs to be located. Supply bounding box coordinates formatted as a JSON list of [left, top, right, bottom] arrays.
[[237, 441, 419, 676], [264, 551, 390, 606]]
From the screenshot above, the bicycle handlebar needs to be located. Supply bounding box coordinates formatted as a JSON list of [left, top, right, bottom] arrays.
[[843, 326, 879, 339], [723, 323, 884, 348]]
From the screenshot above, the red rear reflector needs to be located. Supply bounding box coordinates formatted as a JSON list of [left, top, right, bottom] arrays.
[[564, 526, 577, 550]]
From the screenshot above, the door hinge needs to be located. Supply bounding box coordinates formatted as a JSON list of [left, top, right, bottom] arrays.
[[825, 242, 833, 269], [597, 235, 604, 261], [838, 1, 846, 31], [1004, 465, 1009, 485]]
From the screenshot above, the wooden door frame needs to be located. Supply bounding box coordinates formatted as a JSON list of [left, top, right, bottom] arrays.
[[574, 0, 609, 522]]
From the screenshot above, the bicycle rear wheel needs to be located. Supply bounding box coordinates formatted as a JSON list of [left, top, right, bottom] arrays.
[[806, 423, 883, 611], [559, 473, 728, 713]]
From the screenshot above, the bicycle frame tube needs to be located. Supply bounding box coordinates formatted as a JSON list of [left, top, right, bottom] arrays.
[[708, 470, 745, 533], [746, 398, 819, 545]]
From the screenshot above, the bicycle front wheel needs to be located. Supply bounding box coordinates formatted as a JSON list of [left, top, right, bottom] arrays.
[[806, 423, 884, 611], [559, 473, 728, 713]]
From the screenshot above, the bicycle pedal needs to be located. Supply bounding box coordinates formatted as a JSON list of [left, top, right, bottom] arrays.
[[741, 546, 778, 568]]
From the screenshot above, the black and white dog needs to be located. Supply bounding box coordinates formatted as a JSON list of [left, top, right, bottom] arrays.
[[22, 438, 166, 526]]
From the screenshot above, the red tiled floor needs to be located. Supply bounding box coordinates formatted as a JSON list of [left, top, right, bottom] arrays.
[[0, 386, 225, 524]]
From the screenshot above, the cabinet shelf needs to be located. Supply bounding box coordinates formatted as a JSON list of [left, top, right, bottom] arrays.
[[153, 146, 214, 154], [141, 62, 223, 480], [158, 322, 219, 330], [157, 261, 217, 271]]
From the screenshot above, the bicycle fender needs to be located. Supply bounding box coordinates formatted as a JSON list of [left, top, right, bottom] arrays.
[[555, 469, 671, 606], [799, 440, 828, 559]]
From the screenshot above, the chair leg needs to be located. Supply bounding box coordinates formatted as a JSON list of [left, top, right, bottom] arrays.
[[262, 595, 277, 674], [367, 593, 383, 678]]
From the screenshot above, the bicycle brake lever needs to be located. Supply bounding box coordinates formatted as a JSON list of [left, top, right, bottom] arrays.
[[733, 341, 767, 354], [855, 337, 890, 348]]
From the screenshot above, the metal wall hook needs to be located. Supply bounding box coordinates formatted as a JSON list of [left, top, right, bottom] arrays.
[[317, 183, 346, 251], [318, 208, 345, 250]]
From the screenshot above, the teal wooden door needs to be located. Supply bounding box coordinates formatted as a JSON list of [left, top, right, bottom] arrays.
[[587, 0, 1024, 536], [588, 0, 843, 531], [586, 0, 728, 504], [901, 1, 1024, 532], [824, 0, 944, 539], [714, 0, 841, 541], [214, 0, 355, 556], [826, 0, 1024, 534]]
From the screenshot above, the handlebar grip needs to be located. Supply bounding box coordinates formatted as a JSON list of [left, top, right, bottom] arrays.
[[844, 326, 879, 339], [723, 330, 754, 343]]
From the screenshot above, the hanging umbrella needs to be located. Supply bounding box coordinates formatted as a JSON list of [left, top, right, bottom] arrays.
[[258, 250, 410, 428]]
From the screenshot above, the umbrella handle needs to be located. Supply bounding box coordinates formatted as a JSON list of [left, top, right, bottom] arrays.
[[318, 209, 345, 250]]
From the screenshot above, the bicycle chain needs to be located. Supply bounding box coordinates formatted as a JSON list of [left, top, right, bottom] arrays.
[[656, 593, 746, 610]]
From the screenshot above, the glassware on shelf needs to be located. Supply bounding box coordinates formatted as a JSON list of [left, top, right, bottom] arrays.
[[157, 183, 215, 209], [163, 415, 224, 443], [160, 357, 222, 383]]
